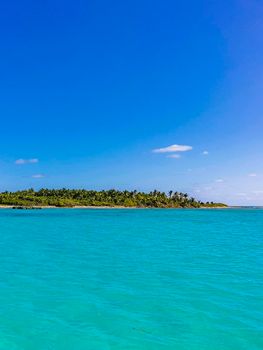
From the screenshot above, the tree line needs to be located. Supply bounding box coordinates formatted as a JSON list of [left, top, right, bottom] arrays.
[[0, 188, 227, 208]]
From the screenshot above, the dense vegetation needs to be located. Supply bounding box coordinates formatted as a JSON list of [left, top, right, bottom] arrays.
[[0, 189, 227, 208]]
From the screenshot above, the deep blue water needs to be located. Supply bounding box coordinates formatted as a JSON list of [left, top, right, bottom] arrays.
[[0, 208, 262, 349]]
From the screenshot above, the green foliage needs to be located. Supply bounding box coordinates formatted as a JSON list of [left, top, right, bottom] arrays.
[[0, 189, 227, 208]]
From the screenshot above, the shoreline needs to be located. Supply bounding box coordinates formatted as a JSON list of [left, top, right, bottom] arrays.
[[0, 205, 233, 209]]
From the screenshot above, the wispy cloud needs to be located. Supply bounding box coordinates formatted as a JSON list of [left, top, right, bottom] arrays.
[[248, 173, 257, 177], [167, 154, 181, 159], [32, 174, 44, 178], [153, 144, 192, 153], [252, 190, 263, 195], [215, 179, 224, 183], [202, 150, 209, 155], [15, 158, 39, 165]]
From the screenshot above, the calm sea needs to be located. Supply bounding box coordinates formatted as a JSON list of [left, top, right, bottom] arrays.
[[0, 208, 262, 349]]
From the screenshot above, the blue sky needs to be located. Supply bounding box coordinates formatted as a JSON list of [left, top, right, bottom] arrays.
[[0, 0, 262, 205]]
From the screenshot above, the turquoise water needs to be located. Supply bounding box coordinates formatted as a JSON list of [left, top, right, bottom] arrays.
[[0, 208, 262, 349]]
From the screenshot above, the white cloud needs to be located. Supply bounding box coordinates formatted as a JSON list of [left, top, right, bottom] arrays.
[[252, 190, 263, 195], [153, 144, 192, 153], [236, 192, 247, 196], [204, 186, 212, 191], [15, 158, 39, 165], [202, 151, 209, 155], [215, 179, 224, 183], [167, 154, 181, 159], [248, 173, 257, 177], [32, 174, 44, 178]]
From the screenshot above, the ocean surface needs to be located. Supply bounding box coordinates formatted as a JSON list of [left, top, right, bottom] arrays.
[[0, 208, 262, 349]]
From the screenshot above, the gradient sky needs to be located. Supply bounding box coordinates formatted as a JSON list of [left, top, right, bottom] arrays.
[[0, 0, 262, 205]]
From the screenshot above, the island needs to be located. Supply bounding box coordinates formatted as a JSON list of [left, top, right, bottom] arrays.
[[0, 189, 227, 208]]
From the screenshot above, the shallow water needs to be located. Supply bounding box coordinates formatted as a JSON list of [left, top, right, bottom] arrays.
[[0, 208, 262, 349]]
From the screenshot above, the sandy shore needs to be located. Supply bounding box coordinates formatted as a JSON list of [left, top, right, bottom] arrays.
[[0, 205, 230, 209]]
